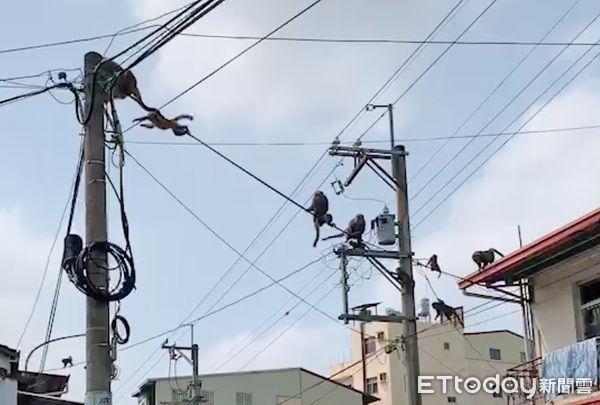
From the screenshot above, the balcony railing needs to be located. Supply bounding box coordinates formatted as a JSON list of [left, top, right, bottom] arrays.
[[505, 337, 600, 404]]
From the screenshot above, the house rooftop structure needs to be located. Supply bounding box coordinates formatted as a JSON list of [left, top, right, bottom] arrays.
[[133, 366, 379, 404], [457, 207, 600, 289]]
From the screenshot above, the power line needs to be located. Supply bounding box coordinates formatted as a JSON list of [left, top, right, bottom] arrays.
[[412, 28, 600, 228], [409, 0, 583, 184], [124, 124, 600, 147], [114, 1, 333, 396], [410, 9, 600, 205], [335, 0, 468, 141], [112, 255, 325, 397], [356, 0, 499, 141], [237, 271, 340, 371], [150, 0, 324, 113], [6, 23, 600, 57], [211, 264, 330, 372], [16, 137, 84, 348]]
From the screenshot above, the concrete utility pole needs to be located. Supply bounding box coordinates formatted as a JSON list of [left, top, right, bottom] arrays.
[[162, 325, 201, 405], [392, 144, 421, 405], [84, 52, 111, 405]]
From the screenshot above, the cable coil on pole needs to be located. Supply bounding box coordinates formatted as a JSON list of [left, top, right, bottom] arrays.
[[63, 236, 136, 302]]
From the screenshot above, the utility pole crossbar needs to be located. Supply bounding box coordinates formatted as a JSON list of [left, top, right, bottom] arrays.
[[338, 314, 413, 323], [333, 247, 410, 260]]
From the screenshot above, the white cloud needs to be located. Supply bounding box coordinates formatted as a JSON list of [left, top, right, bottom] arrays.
[[125, 0, 478, 142]]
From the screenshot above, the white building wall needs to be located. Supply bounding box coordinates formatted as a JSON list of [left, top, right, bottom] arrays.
[[332, 320, 524, 405], [151, 368, 363, 405], [531, 245, 600, 354]]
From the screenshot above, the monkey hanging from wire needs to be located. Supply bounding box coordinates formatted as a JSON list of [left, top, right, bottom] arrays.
[[132, 111, 194, 136], [472, 248, 504, 271], [89, 51, 157, 112], [322, 214, 365, 247], [307, 191, 334, 247], [425, 254, 442, 278]]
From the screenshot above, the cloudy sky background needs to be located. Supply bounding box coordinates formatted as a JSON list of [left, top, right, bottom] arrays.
[[1, 0, 600, 403]]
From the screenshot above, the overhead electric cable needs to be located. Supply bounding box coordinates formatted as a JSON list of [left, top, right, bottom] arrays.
[[409, 0, 583, 183], [410, 10, 600, 204]]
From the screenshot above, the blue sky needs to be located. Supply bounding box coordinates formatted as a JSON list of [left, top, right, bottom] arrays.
[[1, 0, 600, 404]]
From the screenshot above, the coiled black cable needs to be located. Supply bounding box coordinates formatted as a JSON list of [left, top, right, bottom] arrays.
[[63, 238, 135, 302], [111, 314, 131, 345]]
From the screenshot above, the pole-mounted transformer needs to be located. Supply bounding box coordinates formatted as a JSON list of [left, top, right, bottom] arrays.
[[372, 206, 396, 246]]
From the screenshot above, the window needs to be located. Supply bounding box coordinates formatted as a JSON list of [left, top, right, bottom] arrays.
[[364, 337, 376, 355], [379, 372, 387, 382], [236, 392, 252, 405], [200, 390, 214, 405], [520, 351, 527, 363], [489, 348, 502, 360], [377, 331, 385, 340], [443, 342, 450, 350], [447, 396, 457, 403], [580, 279, 600, 339], [366, 377, 378, 395]]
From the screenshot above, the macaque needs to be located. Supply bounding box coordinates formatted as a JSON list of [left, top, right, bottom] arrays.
[[307, 191, 334, 247], [133, 111, 193, 136], [432, 299, 463, 326], [89, 51, 156, 112], [61, 356, 73, 368], [472, 248, 504, 270], [323, 214, 365, 245], [426, 254, 442, 278]]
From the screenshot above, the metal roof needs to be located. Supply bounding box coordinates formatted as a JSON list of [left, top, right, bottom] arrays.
[[457, 207, 600, 289]]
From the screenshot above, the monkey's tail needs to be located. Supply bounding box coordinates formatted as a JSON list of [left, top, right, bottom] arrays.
[[130, 93, 159, 113], [322, 233, 344, 241], [132, 115, 148, 123], [174, 114, 194, 121]]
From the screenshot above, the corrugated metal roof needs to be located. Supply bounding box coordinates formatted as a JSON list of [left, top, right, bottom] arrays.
[[457, 207, 600, 289]]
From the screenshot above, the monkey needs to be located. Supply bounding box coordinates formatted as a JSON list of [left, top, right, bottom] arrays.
[[88, 51, 156, 112], [432, 299, 463, 327], [472, 248, 504, 270], [322, 214, 366, 246], [132, 111, 194, 136], [425, 254, 442, 278], [61, 356, 73, 368], [307, 191, 334, 247]]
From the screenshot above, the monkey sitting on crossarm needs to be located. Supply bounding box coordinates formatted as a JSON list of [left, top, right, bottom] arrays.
[[472, 248, 504, 270], [133, 111, 193, 136], [307, 191, 334, 247], [432, 299, 463, 327], [322, 214, 365, 247]]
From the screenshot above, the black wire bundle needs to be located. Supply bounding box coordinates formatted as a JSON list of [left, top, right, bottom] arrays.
[[64, 240, 136, 302], [62, 124, 136, 302]]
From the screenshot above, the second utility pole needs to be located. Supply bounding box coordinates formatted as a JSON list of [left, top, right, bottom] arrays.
[[84, 52, 112, 404], [393, 144, 421, 405]]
